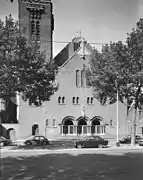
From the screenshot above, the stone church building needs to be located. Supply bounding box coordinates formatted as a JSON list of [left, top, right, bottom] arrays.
[[0, 0, 143, 140]]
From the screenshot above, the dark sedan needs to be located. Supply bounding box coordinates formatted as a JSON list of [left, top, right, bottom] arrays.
[[75, 136, 108, 148], [24, 135, 50, 146], [0, 136, 12, 146]]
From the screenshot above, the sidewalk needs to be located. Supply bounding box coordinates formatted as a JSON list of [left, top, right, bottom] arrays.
[[0, 144, 143, 153]]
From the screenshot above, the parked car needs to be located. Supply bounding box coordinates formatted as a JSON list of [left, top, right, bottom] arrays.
[[119, 135, 142, 144], [0, 136, 12, 146], [24, 135, 50, 146], [75, 135, 108, 148], [138, 137, 143, 146]]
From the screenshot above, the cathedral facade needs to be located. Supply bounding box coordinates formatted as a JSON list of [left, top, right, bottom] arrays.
[[0, 0, 143, 141]]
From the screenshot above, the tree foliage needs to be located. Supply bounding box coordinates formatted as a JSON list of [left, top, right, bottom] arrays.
[[88, 19, 143, 110], [87, 19, 143, 145], [0, 15, 58, 106]]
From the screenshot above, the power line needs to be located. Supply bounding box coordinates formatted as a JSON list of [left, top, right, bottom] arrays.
[[42, 40, 109, 45]]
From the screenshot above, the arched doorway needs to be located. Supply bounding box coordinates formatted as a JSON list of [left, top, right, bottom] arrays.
[[91, 117, 101, 134], [77, 117, 87, 135], [62, 117, 74, 135], [7, 128, 16, 141], [32, 124, 39, 136]]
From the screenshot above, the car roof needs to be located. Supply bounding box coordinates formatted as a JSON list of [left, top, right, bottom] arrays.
[[83, 135, 102, 138], [0, 136, 6, 140]]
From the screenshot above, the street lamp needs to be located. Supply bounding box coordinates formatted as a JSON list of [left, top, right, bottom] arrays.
[[116, 87, 120, 147]]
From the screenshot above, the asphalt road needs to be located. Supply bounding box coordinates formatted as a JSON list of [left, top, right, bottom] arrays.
[[0, 148, 143, 180]]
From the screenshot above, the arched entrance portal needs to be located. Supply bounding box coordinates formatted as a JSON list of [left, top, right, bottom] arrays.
[[62, 117, 74, 135], [77, 117, 87, 135], [91, 117, 101, 134], [32, 124, 39, 136], [7, 128, 16, 141]]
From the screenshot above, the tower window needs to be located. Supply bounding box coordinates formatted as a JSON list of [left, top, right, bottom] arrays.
[[31, 20, 35, 39], [36, 20, 40, 41], [30, 11, 41, 41]]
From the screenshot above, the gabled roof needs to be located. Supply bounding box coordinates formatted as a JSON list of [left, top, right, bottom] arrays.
[[54, 36, 93, 67]]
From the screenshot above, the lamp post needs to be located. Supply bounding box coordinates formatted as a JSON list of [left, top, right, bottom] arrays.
[[116, 87, 120, 147]]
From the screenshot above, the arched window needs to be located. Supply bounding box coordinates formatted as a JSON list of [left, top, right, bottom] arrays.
[[73, 97, 75, 104], [52, 119, 56, 127], [87, 97, 90, 104], [76, 70, 80, 87], [46, 119, 49, 127], [110, 120, 113, 127], [81, 70, 85, 87], [58, 96, 61, 104], [86, 76, 90, 87], [62, 97, 65, 104], [76, 97, 79, 104], [91, 97, 93, 104]]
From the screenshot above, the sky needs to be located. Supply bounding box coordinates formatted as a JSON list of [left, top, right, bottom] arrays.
[[0, 0, 143, 56]]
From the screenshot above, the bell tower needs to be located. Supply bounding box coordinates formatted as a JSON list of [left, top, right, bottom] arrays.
[[18, 0, 54, 60]]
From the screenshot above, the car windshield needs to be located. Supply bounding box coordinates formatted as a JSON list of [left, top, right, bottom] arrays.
[[25, 136, 35, 140], [83, 136, 102, 140], [93, 136, 102, 140]]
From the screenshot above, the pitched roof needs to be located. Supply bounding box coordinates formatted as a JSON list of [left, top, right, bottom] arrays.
[[54, 36, 93, 67]]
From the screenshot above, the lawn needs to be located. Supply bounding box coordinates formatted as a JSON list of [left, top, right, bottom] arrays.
[[1, 151, 143, 180]]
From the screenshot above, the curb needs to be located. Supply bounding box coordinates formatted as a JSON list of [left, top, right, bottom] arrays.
[[1, 146, 143, 153]]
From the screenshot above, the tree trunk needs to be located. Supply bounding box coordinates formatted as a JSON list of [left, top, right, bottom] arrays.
[[131, 107, 137, 146]]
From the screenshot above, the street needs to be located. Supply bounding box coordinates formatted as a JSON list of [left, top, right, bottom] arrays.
[[1, 148, 143, 180]]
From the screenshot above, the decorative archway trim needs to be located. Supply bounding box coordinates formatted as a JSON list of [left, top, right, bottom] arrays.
[[62, 116, 75, 125], [76, 116, 90, 121], [90, 116, 103, 121]]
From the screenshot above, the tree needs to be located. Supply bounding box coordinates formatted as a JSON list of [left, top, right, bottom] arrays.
[[87, 19, 143, 145], [0, 15, 58, 106]]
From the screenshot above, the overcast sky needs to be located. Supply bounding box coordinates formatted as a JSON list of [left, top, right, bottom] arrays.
[[0, 0, 143, 56]]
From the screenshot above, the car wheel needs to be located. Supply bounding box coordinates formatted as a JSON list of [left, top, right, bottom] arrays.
[[98, 144, 103, 148], [77, 144, 82, 149], [43, 141, 47, 145], [26, 141, 32, 146]]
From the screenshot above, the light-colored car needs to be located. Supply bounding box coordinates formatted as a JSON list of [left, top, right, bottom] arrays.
[[24, 135, 50, 146]]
